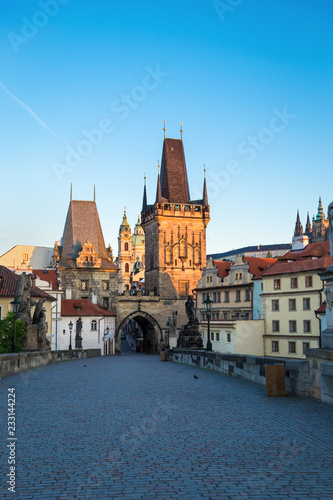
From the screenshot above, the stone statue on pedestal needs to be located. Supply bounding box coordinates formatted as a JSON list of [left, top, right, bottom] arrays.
[[75, 316, 83, 349], [32, 299, 50, 348], [319, 200, 333, 349], [176, 295, 203, 349]]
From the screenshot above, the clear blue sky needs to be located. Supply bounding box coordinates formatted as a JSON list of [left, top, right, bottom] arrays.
[[1, 0, 332, 257]]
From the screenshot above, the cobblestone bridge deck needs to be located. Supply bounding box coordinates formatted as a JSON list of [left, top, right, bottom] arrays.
[[1, 343, 332, 499]]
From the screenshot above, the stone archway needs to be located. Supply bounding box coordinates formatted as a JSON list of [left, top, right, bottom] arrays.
[[116, 310, 162, 354]]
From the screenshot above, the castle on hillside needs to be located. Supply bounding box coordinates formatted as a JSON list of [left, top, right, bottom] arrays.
[[292, 196, 329, 250]]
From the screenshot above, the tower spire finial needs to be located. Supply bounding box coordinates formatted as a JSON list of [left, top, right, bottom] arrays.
[[142, 175, 147, 212], [180, 122, 183, 141], [202, 165, 208, 206], [163, 120, 166, 139], [70, 183, 72, 201], [156, 163, 162, 203]]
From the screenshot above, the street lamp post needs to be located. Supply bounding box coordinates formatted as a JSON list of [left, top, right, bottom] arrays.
[[204, 296, 213, 352], [104, 326, 110, 355], [165, 318, 170, 350], [10, 296, 20, 353], [68, 321, 73, 350]]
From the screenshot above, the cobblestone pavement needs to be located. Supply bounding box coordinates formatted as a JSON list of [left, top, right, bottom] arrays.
[[1, 345, 333, 499]]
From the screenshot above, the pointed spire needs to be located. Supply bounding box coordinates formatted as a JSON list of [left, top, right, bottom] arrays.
[[93, 185, 96, 202], [70, 183, 72, 201], [163, 121, 166, 139], [202, 167, 208, 206], [156, 164, 162, 203], [305, 211, 312, 234], [180, 122, 183, 141], [142, 175, 147, 212], [316, 195, 325, 220], [294, 210, 303, 237]]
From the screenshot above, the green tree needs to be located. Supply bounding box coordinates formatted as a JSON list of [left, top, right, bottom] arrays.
[[0, 312, 26, 354]]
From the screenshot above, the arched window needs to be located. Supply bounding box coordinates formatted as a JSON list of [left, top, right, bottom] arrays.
[[124, 242, 129, 251], [125, 263, 129, 273], [91, 320, 97, 331]]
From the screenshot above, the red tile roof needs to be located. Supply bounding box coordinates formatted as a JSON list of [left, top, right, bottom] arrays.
[[244, 257, 277, 276], [257, 256, 333, 277], [213, 260, 231, 278], [33, 269, 59, 290], [213, 256, 276, 280], [61, 299, 116, 317], [280, 241, 330, 261], [316, 301, 326, 314], [0, 266, 55, 301]]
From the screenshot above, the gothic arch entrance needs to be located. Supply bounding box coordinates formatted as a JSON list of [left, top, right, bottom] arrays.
[[116, 311, 162, 354]]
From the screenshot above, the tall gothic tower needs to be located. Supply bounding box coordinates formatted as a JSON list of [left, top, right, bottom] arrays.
[[117, 210, 133, 293], [141, 137, 210, 299]]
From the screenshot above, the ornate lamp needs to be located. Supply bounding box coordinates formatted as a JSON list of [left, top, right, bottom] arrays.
[[204, 296, 213, 352], [68, 321, 73, 350]]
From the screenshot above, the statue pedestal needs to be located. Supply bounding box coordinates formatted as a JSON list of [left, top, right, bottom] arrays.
[[21, 324, 38, 350], [177, 321, 203, 350]]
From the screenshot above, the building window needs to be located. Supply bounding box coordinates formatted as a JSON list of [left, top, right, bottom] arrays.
[[213, 292, 221, 303], [125, 263, 130, 273], [91, 320, 97, 331], [245, 290, 251, 302], [103, 297, 109, 308], [272, 299, 279, 311], [103, 281, 110, 291], [304, 320, 311, 333], [206, 276, 213, 284], [305, 276, 313, 288], [272, 320, 280, 332], [239, 273, 242, 280], [81, 280, 88, 291], [124, 242, 129, 251], [290, 277, 298, 289], [289, 320, 297, 333], [274, 279, 281, 290], [227, 333, 231, 343], [261, 283, 263, 291], [303, 298, 310, 310], [216, 332, 220, 341], [289, 341, 296, 354], [303, 342, 310, 354], [23, 253, 28, 262], [272, 341, 279, 353], [235, 273, 238, 280], [179, 281, 189, 297], [211, 332, 214, 341], [235, 290, 241, 302], [211, 312, 219, 320], [201, 313, 207, 321], [223, 312, 228, 320], [224, 291, 229, 303], [289, 299, 296, 311]]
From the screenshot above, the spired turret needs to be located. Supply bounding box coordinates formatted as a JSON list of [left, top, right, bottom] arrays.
[[141, 136, 210, 298]]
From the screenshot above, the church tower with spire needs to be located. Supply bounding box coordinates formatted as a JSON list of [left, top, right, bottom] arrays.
[[117, 210, 134, 293], [312, 196, 329, 243], [141, 135, 210, 298]]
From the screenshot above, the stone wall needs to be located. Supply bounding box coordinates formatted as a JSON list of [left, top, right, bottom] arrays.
[[171, 349, 310, 397], [0, 349, 101, 378], [305, 347, 333, 400]]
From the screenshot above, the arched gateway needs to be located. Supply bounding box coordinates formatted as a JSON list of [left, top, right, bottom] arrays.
[[116, 310, 162, 354]]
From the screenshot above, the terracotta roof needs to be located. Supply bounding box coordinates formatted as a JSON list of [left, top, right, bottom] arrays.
[[244, 257, 277, 276], [213, 257, 275, 280], [258, 256, 333, 277], [59, 200, 118, 270], [33, 269, 59, 290], [213, 260, 231, 278], [0, 266, 55, 301], [160, 138, 191, 204], [316, 301, 326, 314], [280, 241, 330, 261], [61, 299, 116, 317]]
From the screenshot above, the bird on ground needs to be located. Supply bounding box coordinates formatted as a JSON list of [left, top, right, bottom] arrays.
[[193, 375, 199, 379]]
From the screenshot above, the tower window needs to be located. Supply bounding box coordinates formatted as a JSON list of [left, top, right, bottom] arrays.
[[125, 263, 129, 273], [91, 320, 97, 331], [124, 242, 129, 251]]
